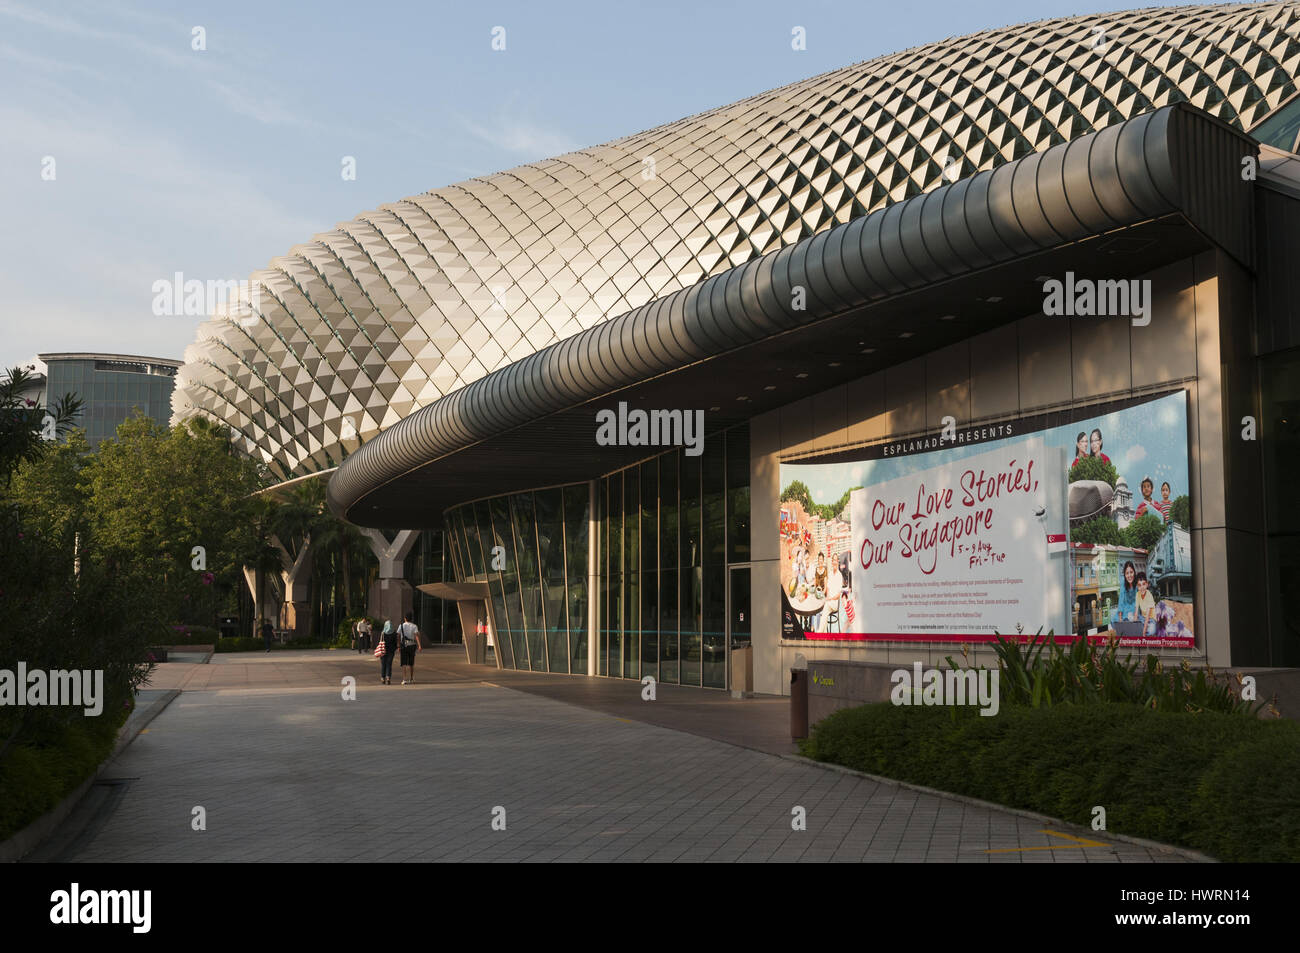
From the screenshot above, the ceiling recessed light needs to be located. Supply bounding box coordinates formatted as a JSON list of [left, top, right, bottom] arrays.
[[899, 331, 914, 339], [763, 385, 776, 391], [736, 395, 749, 401], [985, 296, 1003, 303], [828, 361, 841, 367], [709, 406, 721, 412], [796, 372, 808, 379], [861, 348, 876, 354], [939, 314, 956, 321]]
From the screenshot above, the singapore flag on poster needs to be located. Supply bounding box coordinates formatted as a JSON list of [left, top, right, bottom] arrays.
[[848, 436, 1067, 638]]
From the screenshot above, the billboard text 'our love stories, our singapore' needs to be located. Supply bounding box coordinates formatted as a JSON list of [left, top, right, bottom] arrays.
[[778, 391, 1194, 647]]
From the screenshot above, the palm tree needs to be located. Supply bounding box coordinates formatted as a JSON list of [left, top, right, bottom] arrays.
[[313, 512, 372, 618]]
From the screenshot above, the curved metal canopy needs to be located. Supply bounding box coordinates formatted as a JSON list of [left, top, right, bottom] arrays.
[[329, 103, 1254, 526]]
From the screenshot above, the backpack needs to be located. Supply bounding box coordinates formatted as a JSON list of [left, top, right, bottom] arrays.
[[400, 622, 418, 647]]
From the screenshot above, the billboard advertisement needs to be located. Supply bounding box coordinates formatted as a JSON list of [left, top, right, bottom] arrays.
[[778, 391, 1193, 647]]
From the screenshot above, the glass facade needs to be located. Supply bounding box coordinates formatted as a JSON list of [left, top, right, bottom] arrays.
[[597, 425, 749, 688], [44, 358, 178, 447], [406, 529, 457, 643], [442, 423, 750, 686], [446, 484, 591, 674]]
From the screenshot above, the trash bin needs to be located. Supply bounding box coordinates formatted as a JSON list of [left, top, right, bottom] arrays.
[[791, 668, 809, 740]]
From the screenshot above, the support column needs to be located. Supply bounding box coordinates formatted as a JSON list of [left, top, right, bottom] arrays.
[[242, 566, 263, 637], [273, 535, 314, 638], [242, 565, 285, 637], [362, 528, 420, 625]]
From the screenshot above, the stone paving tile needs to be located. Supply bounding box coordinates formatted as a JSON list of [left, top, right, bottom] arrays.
[[62, 651, 1198, 863]]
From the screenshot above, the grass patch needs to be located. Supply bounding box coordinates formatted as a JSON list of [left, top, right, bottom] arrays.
[[800, 702, 1300, 862]]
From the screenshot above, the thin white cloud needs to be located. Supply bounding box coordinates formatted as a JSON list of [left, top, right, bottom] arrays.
[[461, 114, 581, 160], [0, 0, 195, 69], [206, 80, 324, 130], [0, 41, 107, 79]]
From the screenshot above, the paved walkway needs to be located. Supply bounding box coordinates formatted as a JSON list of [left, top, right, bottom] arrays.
[[55, 648, 1196, 862]]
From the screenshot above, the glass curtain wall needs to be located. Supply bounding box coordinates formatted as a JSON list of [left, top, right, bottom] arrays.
[[444, 484, 591, 673], [595, 423, 749, 687], [438, 423, 749, 685], [406, 529, 454, 642]]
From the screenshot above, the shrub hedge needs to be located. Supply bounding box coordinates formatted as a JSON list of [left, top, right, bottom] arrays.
[[0, 697, 132, 843], [800, 702, 1300, 862], [215, 637, 334, 652], [165, 625, 221, 645]]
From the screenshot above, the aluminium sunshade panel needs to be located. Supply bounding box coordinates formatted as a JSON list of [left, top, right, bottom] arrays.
[[175, 3, 1300, 481]]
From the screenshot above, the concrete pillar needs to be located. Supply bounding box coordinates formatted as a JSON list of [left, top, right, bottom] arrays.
[[242, 566, 263, 636], [362, 528, 420, 625], [242, 565, 284, 637], [273, 535, 314, 638]]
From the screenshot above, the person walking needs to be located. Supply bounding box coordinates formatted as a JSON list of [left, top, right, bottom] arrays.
[[357, 617, 372, 654], [261, 618, 274, 653], [398, 612, 422, 684], [377, 620, 397, 684]]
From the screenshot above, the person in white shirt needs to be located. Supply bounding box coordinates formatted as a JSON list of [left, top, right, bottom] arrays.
[[397, 612, 422, 684]]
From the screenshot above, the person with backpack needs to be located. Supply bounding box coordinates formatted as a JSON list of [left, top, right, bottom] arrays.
[[397, 612, 422, 684]]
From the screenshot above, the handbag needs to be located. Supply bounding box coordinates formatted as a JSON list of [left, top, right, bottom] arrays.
[[373, 638, 386, 658]]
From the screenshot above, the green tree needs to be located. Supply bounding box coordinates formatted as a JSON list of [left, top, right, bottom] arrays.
[[237, 495, 287, 638], [816, 486, 862, 520], [312, 510, 374, 619], [259, 478, 333, 640], [9, 429, 93, 558], [0, 366, 83, 487], [1170, 494, 1190, 528], [1068, 455, 1119, 488], [0, 373, 152, 769], [1123, 513, 1166, 551], [780, 480, 813, 513], [85, 414, 264, 626], [1070, 515, 1122, 545]]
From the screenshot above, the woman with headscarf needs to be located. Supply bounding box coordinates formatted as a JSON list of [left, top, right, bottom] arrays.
[[378, 620, 398, 684]]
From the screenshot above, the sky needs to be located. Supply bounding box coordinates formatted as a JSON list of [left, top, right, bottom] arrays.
[[0, 0, 1199, 372], [783, 391, 1192, 510]]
